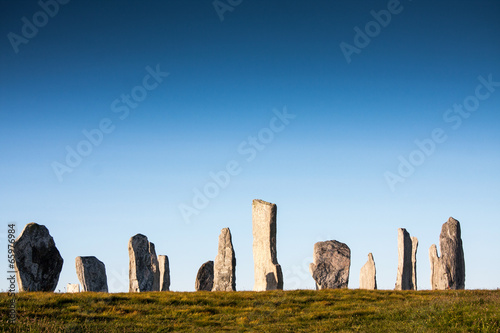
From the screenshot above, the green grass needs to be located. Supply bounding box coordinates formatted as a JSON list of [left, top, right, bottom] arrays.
[[1, 289, 499, 332]]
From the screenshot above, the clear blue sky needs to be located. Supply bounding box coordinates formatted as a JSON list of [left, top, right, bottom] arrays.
[[1, 0, 499, 292]]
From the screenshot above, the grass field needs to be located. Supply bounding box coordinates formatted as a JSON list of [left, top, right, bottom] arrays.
[[1, 289, 499, 332]]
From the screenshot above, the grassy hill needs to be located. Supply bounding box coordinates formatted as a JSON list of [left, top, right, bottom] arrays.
[[1, 289, 499, 332]]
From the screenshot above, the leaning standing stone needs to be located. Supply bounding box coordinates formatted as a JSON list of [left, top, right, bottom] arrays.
[[13, 223, 64, 292], [75, 256, 108, 292], [158, 255, 170, 291], [359, 253, 377, 290], [195, 260, 214, 291], [212, 228, 236, 291], [128, 234, 160, 292], [309, 240, 351, 289], [252, 199, 283, 291]]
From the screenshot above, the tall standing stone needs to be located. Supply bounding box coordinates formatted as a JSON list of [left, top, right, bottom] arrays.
[[128, 234, 160, 292], [359, 253, 377, 290], [309, 240, 351, 289], [212, 228, 236, 291], [411, 236, 418, 290], [429, 244, 448, 290], [75, 256, 108, 292], [158, 255, 170, 291], [13, 223, 64, 292], [195, 260, 214, 291], [395, 228, 418, 290], [252, 199, 283, 291], [429, 217, 465, 290]]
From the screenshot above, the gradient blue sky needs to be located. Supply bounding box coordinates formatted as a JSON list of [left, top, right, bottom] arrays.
[[1, 0, 499, 292]]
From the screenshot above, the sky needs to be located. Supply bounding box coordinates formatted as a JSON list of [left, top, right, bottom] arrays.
[[1, 0, 499, 293]]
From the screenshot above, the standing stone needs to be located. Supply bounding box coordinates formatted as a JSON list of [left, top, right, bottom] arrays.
[[411, 236, 418, 290], [395, 228, 418, 290], [429, 217, 465, 290], [128, 234, 160, 292], [429, 244, 448, 290], [67, 283, 80, 293], [359, 253, 377, 290], [158, 255, 170, 291], [13, 223, 64, 292], [195, 260, 214, 291], [75, 256, 108, 292], [212, 228, 236, 291], [252, 199, 283, 291], [309, 240, 351, 289]]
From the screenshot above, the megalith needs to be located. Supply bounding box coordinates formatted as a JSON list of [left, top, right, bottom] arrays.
[[359, 253, 377, 290], [128, 234, 160, 292], [75, 256, 108, 292], [411, 236, 418, 290], [158, 255, 170, 291], [252, 199, 283, 291], [13, 223, 64, 292], [212, 228, 236, 291], [195, 260, 214, 291], [429, 244, 448, 290], [395, 228, 418, 290], [429, 217, 465, 290], [309, 240, 351, 289], [67, 283, 80, 293]]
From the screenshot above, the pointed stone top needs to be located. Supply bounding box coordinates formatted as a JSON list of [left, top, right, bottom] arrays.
[[442, 217, 461, 237], [253, 199, 275, 206], [218, 228, 232, 240], [218, 228, 233, 246], [20, 222, 49, 234], [446, 217, 460, 228], [17, 223, 55, 246], [367, 253, 374, 261], [130, 233, 147, 240]]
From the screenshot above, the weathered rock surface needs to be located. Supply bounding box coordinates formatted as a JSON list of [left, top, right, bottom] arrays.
[[395, 228, 418, 290], [13, 223, 64, 292], [411, 236, 418, 290], [252, 199, 283, 291], [195, 260, 214, 291], [429, 217, 465, 290], [158, 255, 170, 291], [309, 240, 351, 289], [359, 253, 377, 290], [429, 244, 448, 290], [67, 283, 80, 293], [128, 234, 160, 292], [75, 256, 108, 292], [212, 228, 236, 291]]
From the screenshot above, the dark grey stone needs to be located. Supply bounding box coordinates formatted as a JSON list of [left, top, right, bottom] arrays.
[[13, 223, 63, 292], [195, 260, 214, 291], [76, 256, 108, 292]]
